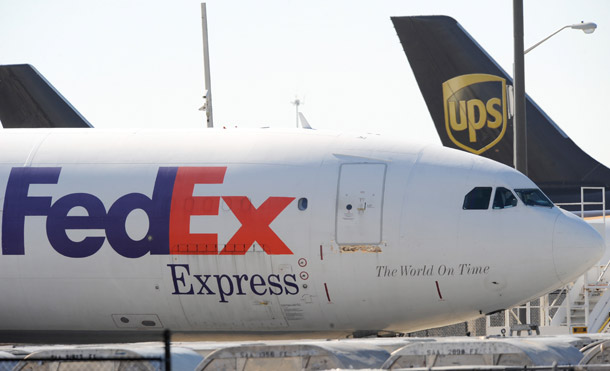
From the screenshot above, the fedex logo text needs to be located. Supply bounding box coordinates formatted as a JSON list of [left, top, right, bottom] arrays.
[[2, 167, 295, 258]]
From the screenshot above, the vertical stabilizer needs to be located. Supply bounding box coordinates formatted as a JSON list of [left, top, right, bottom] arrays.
[[392, 16, 610, 203], [0, 64, 92, 128]]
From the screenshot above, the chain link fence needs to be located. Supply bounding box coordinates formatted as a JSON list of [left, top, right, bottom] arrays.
[[0, 357, 163, 371], [0, 330, 171, 371]]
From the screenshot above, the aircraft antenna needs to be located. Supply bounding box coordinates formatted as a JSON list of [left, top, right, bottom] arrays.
[[291, 96, 303, 128]]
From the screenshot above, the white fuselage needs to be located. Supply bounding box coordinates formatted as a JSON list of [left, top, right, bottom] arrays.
[[0, 128, 603, 339]]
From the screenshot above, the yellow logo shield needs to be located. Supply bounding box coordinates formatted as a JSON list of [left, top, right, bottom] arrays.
[[442, 74, 507, 154]]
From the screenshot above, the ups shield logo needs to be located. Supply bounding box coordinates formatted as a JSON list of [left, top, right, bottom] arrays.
[[442, 74, 507, 154]]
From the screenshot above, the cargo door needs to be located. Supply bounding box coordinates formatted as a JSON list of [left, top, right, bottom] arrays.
[[336, 163, 386, 244]]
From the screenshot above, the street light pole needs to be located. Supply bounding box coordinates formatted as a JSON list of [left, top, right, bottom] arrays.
[[513, 0, 527, 175], [201, 2, 213, 128], [512, 4, 596, 176], [511, 0, 596, 328], [513, 1, 529, 326]]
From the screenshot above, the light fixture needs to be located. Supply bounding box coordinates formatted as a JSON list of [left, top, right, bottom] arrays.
[[570, 22, 597, 34], [524, 21, 597, 54]]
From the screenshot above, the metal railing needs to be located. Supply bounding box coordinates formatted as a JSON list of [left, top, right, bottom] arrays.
[[555, 186, 606, 220]]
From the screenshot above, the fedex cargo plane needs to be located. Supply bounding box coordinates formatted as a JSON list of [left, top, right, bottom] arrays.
[[392, 16, 610, 209], [0, 64, 603, 342]]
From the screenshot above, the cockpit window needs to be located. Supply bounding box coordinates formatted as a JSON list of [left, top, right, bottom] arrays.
[[514, 188, 553, 208], [493, 187, 518, 209], [463, 187, 492, 210]]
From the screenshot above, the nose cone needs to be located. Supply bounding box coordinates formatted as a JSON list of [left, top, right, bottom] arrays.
[[553, 211, 605, 285]]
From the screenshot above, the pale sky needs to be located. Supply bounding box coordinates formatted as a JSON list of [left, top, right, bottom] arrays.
[[1, 1, 609, 163]]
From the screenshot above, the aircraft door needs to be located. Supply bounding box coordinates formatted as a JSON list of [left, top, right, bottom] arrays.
[[336, 163, 386, 244]]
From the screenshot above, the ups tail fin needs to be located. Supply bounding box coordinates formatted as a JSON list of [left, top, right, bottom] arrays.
[[392, 16, 610, 200], [0, 64, 92, 128]]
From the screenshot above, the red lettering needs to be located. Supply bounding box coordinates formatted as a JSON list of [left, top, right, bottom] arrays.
[[220, 196, 294, 255], [169, 167, 226, 254]]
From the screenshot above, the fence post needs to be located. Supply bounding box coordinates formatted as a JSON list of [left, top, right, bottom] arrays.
[[164, 329, 171, 371]]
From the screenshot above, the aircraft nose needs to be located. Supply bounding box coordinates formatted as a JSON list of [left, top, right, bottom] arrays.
[[553, 211, 605, 285]]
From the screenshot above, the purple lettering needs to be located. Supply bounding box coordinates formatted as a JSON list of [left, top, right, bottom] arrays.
[[46, 193, 106, 258], [2, 167, 60, 255], [168, 264, 194, 295]]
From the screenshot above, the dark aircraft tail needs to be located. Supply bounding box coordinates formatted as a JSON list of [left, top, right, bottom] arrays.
[[0, 64, 92, 128], [391, 16, 610, 205]]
